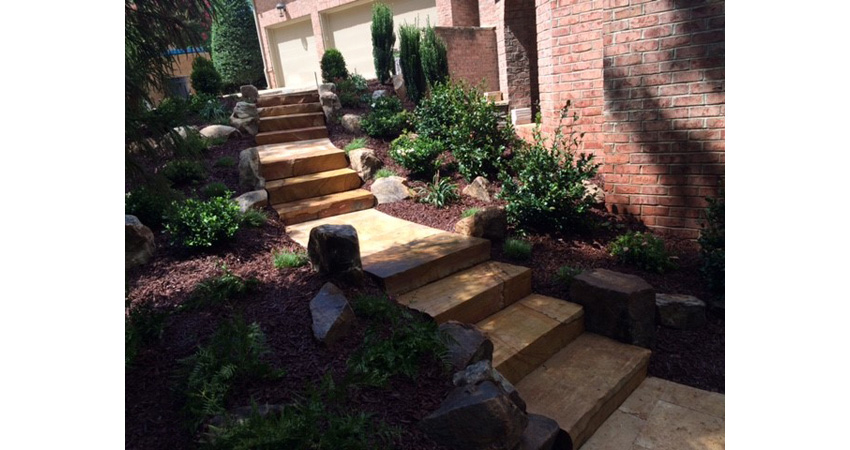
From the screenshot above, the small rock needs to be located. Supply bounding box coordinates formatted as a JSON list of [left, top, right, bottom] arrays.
[[452, 360, 526, 413], [200, 124, 240, 140], [655, 293, 706, 330], [370, 176, 411, 204], [230, 102, 259, 136], [232, 101, 258, 119], [307, 224, 363, 284], [341, 113, 362, 133], [318, 83, 336, 95], [348, 148, 383, 181], [393, 74, 407, 102], [238, 147, 265, 191], [234, 190, 268, 213], [440, 321, 493, 371], [310, 283, 357, 345], [463, 176, 492, 202], [454, 207, 507, 241], [172, 125, 199, 139], [582, 180, 605, 205], [517, 414, 564, 450], [372, 90, 388, 100], [240, 85, 259, 103], [126, 215, 155, 269], [320, 91, 342, 122]]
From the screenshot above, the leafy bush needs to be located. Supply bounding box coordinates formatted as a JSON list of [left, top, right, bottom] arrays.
[[214, 156, 236, 168], [699, 183, 724, 296], [202, 182, 229, 199], [242, 209, 267, 228], [164, 194, 243, 248], [555, 265, 582, 286], [173, 128, 212, 156], [498, 101, 599, 233], [399, 24, 426, 104], [125, 302, 168, 367], [362, 96, 411, 138], [371, 2, 396, 83], [125, 185, 183, 228], [147, 96, 189, 129], [416, 82, 514, 180], [609, 231, 676, 273], [389, 133, 442, 176], [336, 74, 368, 108], [162, 159, 208, 186], [197, 98, 230, 124], [190, 57, 222, 95], [416, 175, 459, 208], [344, 137, 367, 153], [374, 168, 397, 179], [461, 208, 481, 218], [421, 22, 448, 87], [273, 250, 309, 269], [183, 266, 260, 311], [503, 238, 532, 261], [321, 48, 349, 83], [211, 0, 265, 90]]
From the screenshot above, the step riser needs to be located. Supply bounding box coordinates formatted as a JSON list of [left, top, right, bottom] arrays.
[[432, 270, 531, 325], [259, 103, 322, 117], [267, 172, 362, 204], [259, 114, 325, 133], [572, 362, 647, 449], [261, 153, 348, 180], [277, 194, 376, 225], [256, 92, 319, 108], [495, 320, 584, 385], [256, 128, 328, 145]]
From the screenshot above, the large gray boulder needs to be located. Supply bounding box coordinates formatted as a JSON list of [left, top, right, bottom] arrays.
[[570, 269, 655, 348], [234, 190, 268, 213], [318, 83, 336, 96], [200, 124, 240, 140], [240, 85, 259, 103], [238, 147, 265, 191], [348, 148, 382, 181], [440, 321, 493, 371], [462, 176, 492, 202], [420, 381, 528, 450], [517, 414, 563, 450], [230, 102, 259, 136], [320, 91, 342, 122], [341, 114, 362, 134], [370, 176, 411, 204], [310, 283, 356, 346], [372, 90, 388, 100], [307, 224, 363, 284], [126, 215, 155, 269], [655, 293, 706, 330], [454, 207, 507, 241], [453, 360, 526, 413]]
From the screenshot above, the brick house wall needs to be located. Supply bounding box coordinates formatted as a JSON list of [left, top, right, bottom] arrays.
[[435, 27, 501, 92]]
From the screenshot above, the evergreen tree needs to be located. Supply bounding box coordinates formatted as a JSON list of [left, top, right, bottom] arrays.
[[421, 21, 448, 87], [211, 0, 265, 91], [399, 24, 426, 104], [371, 3, 396, 83]]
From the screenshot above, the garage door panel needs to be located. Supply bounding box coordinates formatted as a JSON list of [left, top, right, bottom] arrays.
[[390, 0, 437, 32], [326, 2, 376, 80], [272, 19, 321, 89]]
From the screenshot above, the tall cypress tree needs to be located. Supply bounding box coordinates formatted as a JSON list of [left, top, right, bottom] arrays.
[[399, 24, 426, 104], [371, 3, 396, 83], [421, 21, 448, 87], [211, 0, 265, 90]]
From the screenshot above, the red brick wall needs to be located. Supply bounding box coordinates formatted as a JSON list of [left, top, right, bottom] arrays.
[[504, 0, 539, 111], [435, 27, 501, 92], [440, 0, 480, 26]]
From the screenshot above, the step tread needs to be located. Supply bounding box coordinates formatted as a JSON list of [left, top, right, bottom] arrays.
[[266, 167, 358, 189], [257, 138, 336, 157], [259, 143, 346, 180], [516, 333, 651, 449], [255, 125, 328, 138], [259, 111, 325, 121], [397, 261, 531, 323], [272, 189, 375, 224], [258, 103, 323, 117]]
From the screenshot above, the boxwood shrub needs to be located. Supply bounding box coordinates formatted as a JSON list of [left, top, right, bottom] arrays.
[[164, 193, 242, 248]]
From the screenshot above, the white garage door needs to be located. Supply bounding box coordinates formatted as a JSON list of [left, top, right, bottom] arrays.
[[271, 19, 321, 89]]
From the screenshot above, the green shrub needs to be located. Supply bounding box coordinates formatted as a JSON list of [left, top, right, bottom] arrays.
[[164, 194, 243, 248], [421, 22, 448, 87], [555, 265, 582, 286], [273, 250, 309, 269], [609, 231, 676, 273], [214, 156, 236, 168], [344, 137, 367, 153], [389, 133, 442, 176], [190, 57, 222, 95], [503, 238, 532, 260], [189, 93, 218, 113], [147, 96, 189, 129], [183, 266, 260, 311], [461, 208, 481, 218], [202, 182, 229, 199], [197, 98, 229, 124], [699, 183, 724, 296], [211, 0, 266, 90], [416, 82, 514, 180], [173, 128, 212, 156], [241, 209, 267, 228], [371, 2, 396, 83], [125, 302, 168, 367], [416, 175, 459, 208], [321, 48, 349, 83], [336, 73, 368, 108], [498, 101, 599, 233], [399, 24, 426, 104], [362, 96, 411, 138], [162, 159, 208, 186], [125, 185, 184, 228], [374, 168, 397, 179]]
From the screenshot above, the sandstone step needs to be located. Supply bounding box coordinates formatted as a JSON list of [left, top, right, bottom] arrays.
[[477, 295, 584, 385], [397, 261, 531, 324], [259, 143, 346, 180], [255, 126, 329, 145], [516, 333, 651, 450], [258, 102, 323, 117], [272, 189, 376, 225], [363, 233, 491, 295], [259, 112, 326, 133], [265, 168, 362, 204], [256, 90, 319, 108]]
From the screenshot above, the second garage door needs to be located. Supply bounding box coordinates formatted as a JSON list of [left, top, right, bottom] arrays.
[[271, 18, 321, 89]]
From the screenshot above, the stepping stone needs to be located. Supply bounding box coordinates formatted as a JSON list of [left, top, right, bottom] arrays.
[[273, 189, 375, 226], [516, 333, 652, 450], [259, 142, 347, 180], [477, 295, 584, 384], [265, 168, 362, 204]]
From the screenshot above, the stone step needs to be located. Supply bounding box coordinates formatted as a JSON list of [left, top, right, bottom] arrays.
[[265, 168, 362, 204], [477, 295, 584, 385], [256, 90, 319, 108], [259, 143, 347, 181], [258, 102, 323, 118], [362, 233, 491, 296], [272, 189, 376, 225], [397, 261, 531, 324], [516, 333, 651, 450], [255, 126, 329, 145], [259, 112, 326, 133]]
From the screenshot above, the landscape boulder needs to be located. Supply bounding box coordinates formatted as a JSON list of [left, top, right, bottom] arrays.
[[570, 269, 655, 348], [370, 176, 411, 204], [172, 125, 199, 139], [309, 282, 357, 346], [462, 176, 492, 202], [453, 360, 526, 413], [234, 190, 268, 213], [230, 101, 259, 136], [372, 90, 388, 100], [238, 147, 265, 191], [582, 180, 605, 205], [318, 83, 336, 96], [517, 414, 564, 450], [126, 215, 155, 269], [307, 224, 363, 284], [454, 207, 507, 241], [392, 74, 407, 102], [320, 91, 342, 122], [341, 114, 362, 134], [420, 381, 528, 450], [655, 293, 706, 330], [440, 321, 493, 371], [240, 85, 259, 103], [348, 148, 382, 181], [200, 124, 240, 140]]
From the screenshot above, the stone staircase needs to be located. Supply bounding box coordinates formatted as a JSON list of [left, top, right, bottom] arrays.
[[255, 89, 328, 146]]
